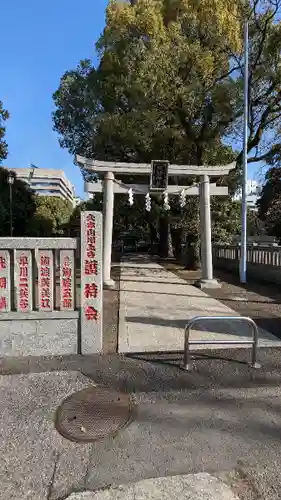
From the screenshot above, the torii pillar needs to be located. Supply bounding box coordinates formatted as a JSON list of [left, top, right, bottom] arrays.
[[199, 174, 217, 287], [103, 171, 115, 288], [77, 156, 235, 289]]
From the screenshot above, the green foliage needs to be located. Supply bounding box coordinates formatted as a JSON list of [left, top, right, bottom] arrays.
[[31, 196, 73, 236], [212, 196, 262, 243], [53, 0, 243, 168], [0, 102, 9, 163], [257, 166, 281, 239], [53, 0, 281, 174], [211, 199, 241, 243], [53, 60, 98, 161], [0, 168, 36, 236], [0, 170, 75, 238], [67, 193, 150, 240]]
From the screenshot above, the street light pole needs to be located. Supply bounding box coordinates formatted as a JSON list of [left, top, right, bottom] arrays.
[[7, 174, 14, 237], [240, 18, 249, 284]]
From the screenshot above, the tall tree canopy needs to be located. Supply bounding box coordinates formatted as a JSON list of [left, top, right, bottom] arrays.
[[53, 0, 243, 166], [53, 0, 281, 170], [53, 0, 281, 255], [0, 101, 9, 163]]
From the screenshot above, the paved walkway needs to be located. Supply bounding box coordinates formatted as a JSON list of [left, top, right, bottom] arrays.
[[118, 257, 281, 353], [2, 350, 281, 499], [0, 371, 93, 500]]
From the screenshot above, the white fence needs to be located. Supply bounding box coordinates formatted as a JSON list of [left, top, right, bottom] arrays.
[[213, 244, 281, 285], [213, 245, 281, 267]]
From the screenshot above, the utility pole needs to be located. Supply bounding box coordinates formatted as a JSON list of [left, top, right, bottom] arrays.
[[240, 18, 249, 284]]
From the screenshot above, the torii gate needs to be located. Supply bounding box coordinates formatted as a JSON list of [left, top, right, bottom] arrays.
[[77, 156, 235, 289]]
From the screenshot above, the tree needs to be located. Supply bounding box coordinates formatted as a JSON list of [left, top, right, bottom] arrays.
[[212, 199, 259, 243], [257, 166, 281, 239], [53, 0, 243, 167], [53, 1, 281, 172], [228, 0, 281, 171], [53, 0, 242, 257], [0, 168, 37, 236], [53, 0, 281, 257], [66, 192, 150, 241], [0, 101, 9, 162], [65, 196, 103, 236], [31, 196, 73, 237]]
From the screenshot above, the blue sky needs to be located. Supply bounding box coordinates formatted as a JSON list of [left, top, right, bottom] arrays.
[[1, 0, 108, 197], [1, 0, 260, 197]]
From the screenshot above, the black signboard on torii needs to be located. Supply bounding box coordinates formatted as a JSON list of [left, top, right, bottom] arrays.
[[150, 160, 169, 192]]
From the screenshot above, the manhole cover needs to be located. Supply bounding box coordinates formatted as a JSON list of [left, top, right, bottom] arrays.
[[55, 386, 132, 443]]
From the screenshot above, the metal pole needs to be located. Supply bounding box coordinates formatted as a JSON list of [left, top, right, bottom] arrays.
[[251, 319, 260, 369], [9, 181, 13, 237], [183, 322, 192, 371], [240, 19, 249, 284]]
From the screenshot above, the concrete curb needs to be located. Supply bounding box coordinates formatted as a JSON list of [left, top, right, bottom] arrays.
[[66, 473, 239, 499]]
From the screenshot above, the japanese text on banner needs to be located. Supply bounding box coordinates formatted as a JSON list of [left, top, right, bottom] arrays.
[[0, 254, 8, 310], [62, 255, 73, 309], [19, 255, 30, 311], [84, 214, 99, 321], [39, 255, 52, 309]]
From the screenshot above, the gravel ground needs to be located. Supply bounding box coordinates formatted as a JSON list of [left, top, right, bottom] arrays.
[[162, 262, 281, 341]]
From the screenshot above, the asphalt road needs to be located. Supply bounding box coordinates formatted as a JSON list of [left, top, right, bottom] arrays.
[[81, 349, 281, 500]]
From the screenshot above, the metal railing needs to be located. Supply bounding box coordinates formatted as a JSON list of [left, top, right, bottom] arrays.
[[182, 316, 261, 372]]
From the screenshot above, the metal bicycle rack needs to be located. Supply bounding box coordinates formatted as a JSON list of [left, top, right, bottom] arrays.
[[181, 316, 261, 371]]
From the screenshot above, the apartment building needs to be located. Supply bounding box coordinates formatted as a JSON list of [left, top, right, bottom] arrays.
[[8, 167, 75, 205]]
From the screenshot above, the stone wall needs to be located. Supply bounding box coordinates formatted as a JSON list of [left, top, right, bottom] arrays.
[[0, 211, 103, 357]]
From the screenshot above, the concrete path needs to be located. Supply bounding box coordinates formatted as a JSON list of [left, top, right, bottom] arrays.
[[85, 384, 281, 493], [0, 371, 93, 500], [66, 474, 239, 499], [118, 258, 281, 353]]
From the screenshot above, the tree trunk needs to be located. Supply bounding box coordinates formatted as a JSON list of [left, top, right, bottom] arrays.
[[167, 223, 174, 258], [184, 239, 201, 270], [172, 227, 182, 260], [158, 216, 173, 258], [191, 147, 203, 269], [183, 198, 201, 270], [148, 222, 158, 254]]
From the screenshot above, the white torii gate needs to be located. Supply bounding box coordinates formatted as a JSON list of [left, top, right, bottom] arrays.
[[77, 156, 235, 289]]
